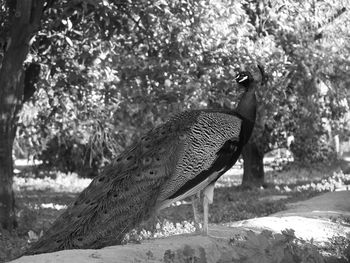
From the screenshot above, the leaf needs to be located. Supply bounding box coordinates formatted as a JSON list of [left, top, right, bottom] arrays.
[[67, 18, 73, 30], [65, 36, 73, 46]]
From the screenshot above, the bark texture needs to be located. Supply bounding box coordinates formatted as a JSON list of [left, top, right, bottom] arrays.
[[241, 141, 264, 188], [0, 0, 44, 230]]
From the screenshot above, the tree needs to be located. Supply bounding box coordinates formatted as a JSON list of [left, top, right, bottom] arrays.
[[239, 0, 350, 187], [0, 0, 45, 230]]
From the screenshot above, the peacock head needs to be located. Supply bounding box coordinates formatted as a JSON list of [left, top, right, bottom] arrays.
[[235, 64, 265, 90], [235, 71, 254, 90]]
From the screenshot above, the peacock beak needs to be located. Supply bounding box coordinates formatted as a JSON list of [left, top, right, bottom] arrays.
[[236, 75, 248, 83]]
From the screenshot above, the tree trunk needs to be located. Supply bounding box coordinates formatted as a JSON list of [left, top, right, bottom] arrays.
[[241, 141, 265, 188], [0, 0, 44, 230], [0, 131, 17, 229]]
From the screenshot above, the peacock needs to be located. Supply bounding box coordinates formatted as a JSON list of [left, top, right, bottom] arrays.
[[25, 65, 264, 255]]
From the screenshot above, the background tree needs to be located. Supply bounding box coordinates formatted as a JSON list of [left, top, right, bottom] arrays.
[[239, 0, 350, 186], [0, 0, 45, 230]]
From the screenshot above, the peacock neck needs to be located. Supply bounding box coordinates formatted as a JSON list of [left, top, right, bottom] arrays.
[[234, 89, 256, 123]]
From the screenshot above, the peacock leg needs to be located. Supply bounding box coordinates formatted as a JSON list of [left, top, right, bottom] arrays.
[[191, 192, 202, 232], [202, 183, 215, 235]]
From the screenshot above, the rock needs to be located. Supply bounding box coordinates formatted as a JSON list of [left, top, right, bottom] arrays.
[[11, 234, 240, 263], [227, 216, 350, 242], [228, 191, 350, 243]]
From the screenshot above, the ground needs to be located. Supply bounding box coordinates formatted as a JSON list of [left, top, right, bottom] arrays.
[[9, 191, 350, 263], [1, 159, 350, 262]]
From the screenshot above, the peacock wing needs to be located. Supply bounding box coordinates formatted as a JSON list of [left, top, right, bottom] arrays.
[[156, 111, 242, 209]]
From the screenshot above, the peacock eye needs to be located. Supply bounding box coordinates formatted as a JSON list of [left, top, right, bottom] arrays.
[[179, 134, 187, 140], [158, 146, 166, 153], [142, 157, 152, 165], [142, 136, 150, 142]]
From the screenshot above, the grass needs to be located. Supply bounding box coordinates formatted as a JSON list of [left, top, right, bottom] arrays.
[[160, 160, 350, 226], [1, 160, 350, 262]]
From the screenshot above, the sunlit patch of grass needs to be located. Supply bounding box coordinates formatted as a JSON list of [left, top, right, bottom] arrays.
[[161, 169, 350, 226], [265, 159, 349, 185], [216, 166, 243, 187], [124, 220, 197, 243], [13, 172, 91, 193]]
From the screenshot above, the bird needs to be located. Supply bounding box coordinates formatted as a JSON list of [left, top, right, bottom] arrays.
[[25, 65, 263, 255]]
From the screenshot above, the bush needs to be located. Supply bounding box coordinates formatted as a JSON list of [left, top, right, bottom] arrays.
[[291, 133, 337, 165], [39, 136, 99, 178]]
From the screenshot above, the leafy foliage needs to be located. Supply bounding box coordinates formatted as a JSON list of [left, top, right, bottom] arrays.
[[10, 0, 350, 174]]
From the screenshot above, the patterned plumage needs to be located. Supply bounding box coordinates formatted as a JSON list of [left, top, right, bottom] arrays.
[[25, 65, 263, 255]]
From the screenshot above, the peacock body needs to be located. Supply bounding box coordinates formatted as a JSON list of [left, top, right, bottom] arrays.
[[26, 66, 263, 255]]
